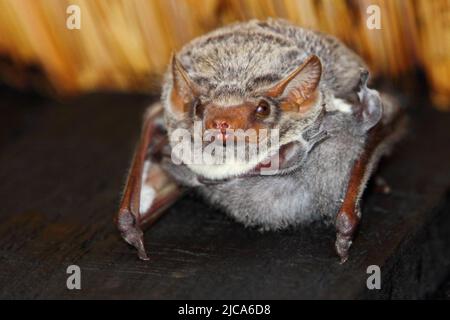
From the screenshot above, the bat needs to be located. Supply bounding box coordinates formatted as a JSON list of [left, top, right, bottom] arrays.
[[116, 19, 406, 263]]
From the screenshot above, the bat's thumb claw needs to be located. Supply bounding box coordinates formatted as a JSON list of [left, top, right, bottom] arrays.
[[339, 255, 349, 265], [137, 245, 150, 261], [122, 227, 150, 261], [335, 231, 352, 265], [117, 209, 150, 261]]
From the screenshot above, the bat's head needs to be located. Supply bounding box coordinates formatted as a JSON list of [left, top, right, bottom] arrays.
[[163, 54, 324, 179]]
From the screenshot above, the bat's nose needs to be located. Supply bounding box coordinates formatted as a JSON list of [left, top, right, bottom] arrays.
[[216, 120, 232, 142], [206, 119, 232, 142], [213, 120, 230, 132]]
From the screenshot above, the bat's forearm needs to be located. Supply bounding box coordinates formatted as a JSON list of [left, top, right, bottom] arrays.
[[116, 103, 182, 260]]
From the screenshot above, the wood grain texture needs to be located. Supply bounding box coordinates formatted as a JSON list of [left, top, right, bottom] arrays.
[[0, 87, 449, 299]]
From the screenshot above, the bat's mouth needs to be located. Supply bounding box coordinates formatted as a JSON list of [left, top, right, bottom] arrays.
[[248, 141, 302, 174], [196, 141, 302, 184]]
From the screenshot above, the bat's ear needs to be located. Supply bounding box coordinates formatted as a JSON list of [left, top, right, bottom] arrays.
[[356, 69, 383, 132], [266, 55, 322, 113], [170, 55, 201, 115]]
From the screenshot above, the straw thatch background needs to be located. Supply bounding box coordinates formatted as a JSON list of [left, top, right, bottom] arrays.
[[0, 0, 449, 109]]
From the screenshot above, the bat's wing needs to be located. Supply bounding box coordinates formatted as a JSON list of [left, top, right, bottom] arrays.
[[335, 70, 407, 263], [116, 102, 182, 260]]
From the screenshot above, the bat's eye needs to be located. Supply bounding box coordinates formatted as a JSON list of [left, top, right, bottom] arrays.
[[255, 100, 270, 119]]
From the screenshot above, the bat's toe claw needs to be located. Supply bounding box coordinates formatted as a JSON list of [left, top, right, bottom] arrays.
[[122, 227, 149, 261]]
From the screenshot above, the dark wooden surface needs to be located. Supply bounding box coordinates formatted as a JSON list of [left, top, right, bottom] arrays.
[[0, 87, 449, 299]]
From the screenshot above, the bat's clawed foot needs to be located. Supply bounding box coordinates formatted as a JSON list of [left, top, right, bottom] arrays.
[[335, 209, 360, 264], [117, 209, 149, 261]]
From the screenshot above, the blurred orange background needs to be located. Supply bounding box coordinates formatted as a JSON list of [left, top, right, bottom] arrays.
[[0, 0, 449, 109]]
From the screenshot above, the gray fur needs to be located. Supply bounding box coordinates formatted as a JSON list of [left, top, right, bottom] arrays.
[[162, 18, 365, 107], [160, 19, 404, 230]]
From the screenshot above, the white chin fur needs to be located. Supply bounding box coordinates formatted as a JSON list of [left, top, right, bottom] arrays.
[[186, 148, 274, 180], [187, 159, 259, 180]]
